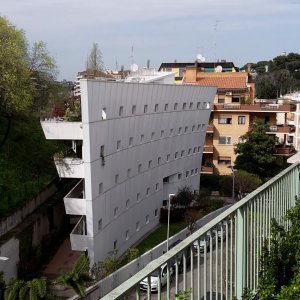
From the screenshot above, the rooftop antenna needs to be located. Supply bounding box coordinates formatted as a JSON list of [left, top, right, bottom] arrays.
[[213, 20, 220, 62], [129, 46, 134, 66], [115, 58, 118, 71]]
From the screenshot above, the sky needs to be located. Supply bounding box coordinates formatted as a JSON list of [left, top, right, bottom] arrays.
[[1, 0, 300, 81]]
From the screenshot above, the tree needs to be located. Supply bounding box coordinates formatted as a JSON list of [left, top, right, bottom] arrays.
[[86, 43, 104, 72], [171, 186, 194, 208], [234, 170, 262, 199], [234, 119, 278, 179], [0, 17, 32, 148], [184, 209, 198, 235]]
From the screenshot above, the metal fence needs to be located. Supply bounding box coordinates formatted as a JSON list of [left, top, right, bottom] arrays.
[[101, 162, 300, 300]]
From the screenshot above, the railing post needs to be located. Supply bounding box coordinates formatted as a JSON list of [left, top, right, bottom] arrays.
[[236, 206, 246, 299]]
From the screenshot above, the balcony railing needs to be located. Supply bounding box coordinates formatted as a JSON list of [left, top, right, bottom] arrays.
[[70, 216, 88, 251], [206, 124, 214, 133], [274, 146, 295, 155], [54, 157, 84, 178], [200, 166, 214, 174], [268, 125, 295, 133], [203, 145, 214, 153], [100, 162, 300, 300], [64, 179, 86, 215], [213, 103, 296, 112]]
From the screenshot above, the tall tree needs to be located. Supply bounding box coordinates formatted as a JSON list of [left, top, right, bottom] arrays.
[[0, 17, 32, 148], [86, 43, 104, 72], [234, 119, 278, 179]]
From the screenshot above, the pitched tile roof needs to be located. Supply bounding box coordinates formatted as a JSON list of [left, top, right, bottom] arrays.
[[194, 76, 247, 89]]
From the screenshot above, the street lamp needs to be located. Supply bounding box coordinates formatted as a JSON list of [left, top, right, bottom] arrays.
[[228, 165, 235, 202], [166, 194, 175, 252], [0, 256, 8, 261]]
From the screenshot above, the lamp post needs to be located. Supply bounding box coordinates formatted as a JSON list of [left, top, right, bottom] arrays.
[[166, 194, 175, 252], [228, 165, 235, 202], [0, 257, 8, 261]]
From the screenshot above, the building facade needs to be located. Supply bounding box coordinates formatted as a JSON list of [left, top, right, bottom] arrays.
[[41, 80, 216, 263]]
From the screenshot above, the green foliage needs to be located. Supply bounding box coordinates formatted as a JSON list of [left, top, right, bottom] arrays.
[[234, 119, 278, 179], [126, 248, 139, 263], [234, 170, 262, 199], [0, 272, 5, 300], [100, 250, 121, 276], [86, 43, 104, 72], [55, 255, 90, 297], [171, 186, 195, 208]]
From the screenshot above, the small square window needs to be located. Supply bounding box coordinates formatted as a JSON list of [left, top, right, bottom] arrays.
[[170, 128, 173, 135], [126, 230, 129, 240], [197, 124, 201, 131], [175, 152, 178, 159], [184, 126, 188, 133], [155, 209, 158, 217], [101, 108, 107, 120], [181, 150, 185, 157], [117, 140, 121, 150], [99, 183, 103, 194], [189, 102, 193, 109], [194, 147, 197, 153], [127, 168, 131, 177], [146, 187, 150, 195], [164, 103, 168, 111], [137, 193, 140, 202], [98, 219, 102, 230], [156, 183, 159, 190], [151, 132, 155, 140], [191, 169, 194, 175], [188, 148, 192, 155], [144, 104, 148, 113], [174, 103, 178, 110], [148, 160, 152, 168], [126, 199, 130, 209], [132, 105, 136, 114], [238, 116, 246, 125], [154, 104, 159, 112], [186, 171, 189, 177], [178, 173, 182, 180], [160, 130, 164, 138], [166, 154, 170, 161], [140, 134, 144, 143], [195, 168, 198, 173], [198, 146, 201, 152], [182, 102, 186, 110], [115, 174, 119, 183], [119, 106, 123, 116], [138, 163, 142, 173], [129, 137, 133, 147], [158, 157, 161, 164]]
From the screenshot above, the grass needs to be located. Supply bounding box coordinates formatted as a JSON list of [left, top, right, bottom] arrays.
[[136, 221, 186, 254]]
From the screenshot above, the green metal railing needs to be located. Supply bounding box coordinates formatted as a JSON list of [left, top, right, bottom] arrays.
[[101, 162, 300, 300]]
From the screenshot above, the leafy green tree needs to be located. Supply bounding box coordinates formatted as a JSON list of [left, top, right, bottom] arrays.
[[126, 248, 139, 263], [234, 119, 278, 179], [171, 186, 194, 208], [55, 255, 90, 298], [234, 170, 262, 199], [101, 250, 120, 276], [86, 43, 104, 72]]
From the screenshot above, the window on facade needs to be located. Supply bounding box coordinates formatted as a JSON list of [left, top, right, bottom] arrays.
[[154, 209, 158, 218], [181, 150, 185, 157], [178, 127, 182, 134], [189, 102, 193, 109], [127, 168, 131, 177], [178, 173, 182, 180], [192, 125, 195, 132], [186, 171, 189, 177], [98, 219, 102, 230], [194, 147, 197, 153], [182, 102, 187, 110], [99, 183, 103, 194], [146, 215, 149, 224], [101, 108, 107, 120], [114, 240, 117, 249], [198, 146, 201, 152], [146, 187, 150, 195], [218, 158, 231, 165], [144, 104, 148, 113], [151, 132, 155, 140], [195, 168, 198, 173], [117, 140, 121, 150], [202, 102, 207, 109], [197, 124, 201, 131], [191, 169, 194, 176], [218, 97, 225, 104], [184, 126, 188, 133], [170, 128, 173, 135], [201, 124, 205, 131], [164, 103, 168, 111], [136, 221, 140, 231], [158, 157, 161, 164], [132, 105, 136, 114], [126, 199, 130, 209], [174, 103, 178, 110], [115, 174, 119, 183], [238, 136, 245, 144], [138, 163, 142, 173], [175, 152, 178, 159], [197, 102, 200, 109], [100, 145, 104, 157], [119, 106, 123, 116], [148, 160, 152, 168], [238, 116, 246, 125], [160, 130, 164, 138], [154, 104, 159, 112], [126, 230, 129, 240], [188, 148, 192, 155], [232, 97, 240, 103], [129, 137, 133, 146], [166, 154, 170, 161], [219, 136, 232, 145], [156, 183, 159, 190], [114, 207, 118, 218], [219, 115, 232, 124], [140, 134, 144, 143], [137, 193, 140, 202]]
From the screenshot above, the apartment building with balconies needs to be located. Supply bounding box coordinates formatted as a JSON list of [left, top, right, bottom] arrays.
[[41, 79, 216, 263]]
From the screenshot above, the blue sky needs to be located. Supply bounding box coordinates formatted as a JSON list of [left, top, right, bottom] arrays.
[[2, 0, 300, 80]]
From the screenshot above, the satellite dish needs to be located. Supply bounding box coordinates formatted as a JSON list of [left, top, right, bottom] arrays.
[[131, 63, 139, 72], [196, 54, 206, 63], [215, 65, 223, 72]]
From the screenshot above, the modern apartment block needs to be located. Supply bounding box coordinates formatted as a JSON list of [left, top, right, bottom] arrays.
[[41, 79, 216, 263]]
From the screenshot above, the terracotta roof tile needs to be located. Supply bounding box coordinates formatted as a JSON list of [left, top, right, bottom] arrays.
[[193, 76, 247, 89]]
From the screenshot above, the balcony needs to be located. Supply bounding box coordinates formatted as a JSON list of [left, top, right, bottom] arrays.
[[203, 145, 214, 153], [213, 103, 296, 113], [268, 125, 295, 134], [274, 145, 295, 156], [54, 157, 84, 178], [70, 216, 88, 251], [206, 124, 214, 133], [40, 119, 83, 140], [200, 166, 214, 174], [99, 163, 300, 300], [64, 179, 86, 215]]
